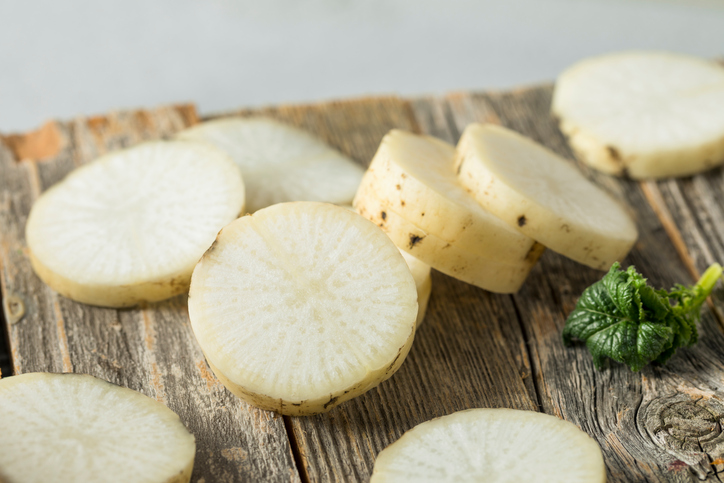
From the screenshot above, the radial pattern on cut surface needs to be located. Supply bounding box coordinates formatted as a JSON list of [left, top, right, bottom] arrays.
[[0, 373, 195, 483], [189, 202, 417, 403], [176, 118, 364, 212], [554, 51, 724, 154], [26, 141, 245, 287], [371, 409, 606, 483]]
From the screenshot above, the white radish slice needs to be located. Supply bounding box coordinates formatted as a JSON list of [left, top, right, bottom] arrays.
[[188, 202, 418, 416], [399, 249, 432, 327], [371, 408, 605, 483], [356, 129, 536, 263], [552, 51, 724, 179], [176, 117, 365, 212], [25, 141, 245, 308], [0, 373, 195, 483], [356, 190, 543, 293], [456, 123, 637, 270]]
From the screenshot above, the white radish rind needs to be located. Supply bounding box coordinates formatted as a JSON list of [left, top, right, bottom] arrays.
[[456, 123, 637, 270], [188, 202, 418, 416], [399, 249, 432, 327], [552, 51, 724, 179], [176, 117, 365, 212], [371, 408, 606, 483], [25, 141, 245, 308], [356, 130, 537, 264], [355, 191, 543, 294], [0, 373, 195, 483]]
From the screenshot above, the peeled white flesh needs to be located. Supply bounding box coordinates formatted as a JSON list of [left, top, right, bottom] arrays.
[[0, 373, 195, 483], [399, 249, 432, 327], [355, 190, 543, 294], [456, 124, 637, 270], [356, 129, 536, 263], [25, 141, 245, 307], [371, 408, 606, 483], [188, 202, 418, 416], [176, 117, 365, 212], [552, 51, 724, 178]]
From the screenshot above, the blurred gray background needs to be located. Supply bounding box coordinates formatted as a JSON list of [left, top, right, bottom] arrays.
[[1, 0, 723, 132]]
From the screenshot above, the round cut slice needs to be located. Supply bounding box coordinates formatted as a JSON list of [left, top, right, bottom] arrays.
[[399, 249, 432, 327], [552, 51, 724, 178], [176, 117, 365, 212], [188, 202, 418, 416], [456, 123, 637, 270], [371, 408, 605, 483], [356, 190, 542, 293], [25, 141, 245, 307], [0, 373, 195, 483], [356, 129, 536, 263]]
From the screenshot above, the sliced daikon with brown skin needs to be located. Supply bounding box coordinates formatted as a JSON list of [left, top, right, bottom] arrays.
[[0, 373, 195, 483], [356, 129, 537, 264], [25, 141, 245, 308], [355, 190, 543, 293], [552, 51, 724, 179], [370, 408, 605, 483], [399, 249, 432, 327], [176, 117, 365, 212], [456, 123, 637, 270], [188, 202, 418, 416]]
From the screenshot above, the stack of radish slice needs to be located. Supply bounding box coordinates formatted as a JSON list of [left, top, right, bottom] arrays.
[[355, 126, 638, 291]]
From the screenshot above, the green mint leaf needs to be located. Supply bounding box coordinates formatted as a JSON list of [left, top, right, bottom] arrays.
[[562, 263, 722, 371]]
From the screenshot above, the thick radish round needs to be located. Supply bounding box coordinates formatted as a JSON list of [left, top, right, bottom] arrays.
[[355, 130, 536, 263], [371, 408, 605, 483], [399, 249, 432, 327], [456, 123, 637, 270], [0, 373, 195, 483], [356, 191, 543, 293], [25, 141, 245, 308], [176, 117, 364, 212], [552, 51, 724, 179], [189, 202, 418, 416]]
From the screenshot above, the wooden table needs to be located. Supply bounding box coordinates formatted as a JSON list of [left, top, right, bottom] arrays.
[[2, 86, 724, 482]]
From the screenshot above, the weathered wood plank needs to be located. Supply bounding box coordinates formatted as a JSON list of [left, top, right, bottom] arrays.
[[0, 106, 300, 483], [445, 87, 724, 482], [215, 97, 536, 481]]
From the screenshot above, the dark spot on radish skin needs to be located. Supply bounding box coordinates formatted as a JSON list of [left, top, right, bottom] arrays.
[[400, 200, 405, 207], [381, 211, 387, 221], [561, 224, 570, 233], [457, 163, 462, 175], [517, 215, 527, 227], [323, 395, 339, 409], [396, 184, 401, 190], [409, 234, 424, 248], [606, 145, 621, 161]]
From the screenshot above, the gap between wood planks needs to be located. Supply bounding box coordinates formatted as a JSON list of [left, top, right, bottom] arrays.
[[0, 282, 12, 377], [640, 180, 724, 334]]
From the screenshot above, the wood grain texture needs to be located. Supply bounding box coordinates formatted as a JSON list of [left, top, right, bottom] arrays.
[[0, 105, 300, 483], [210, 97, 536, 482], [443, 86, 724, 482], [3, 90, 724, 482]]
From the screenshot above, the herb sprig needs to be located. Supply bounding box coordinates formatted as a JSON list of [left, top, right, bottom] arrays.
[[563, 262, 722, 371]]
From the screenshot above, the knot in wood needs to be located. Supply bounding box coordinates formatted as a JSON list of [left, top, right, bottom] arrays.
[[4, 294, 25, 324], [643, 393, 724, 479]]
